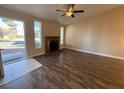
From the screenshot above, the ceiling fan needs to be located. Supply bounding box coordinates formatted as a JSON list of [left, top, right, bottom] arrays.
[[56, 4, 84, 18]]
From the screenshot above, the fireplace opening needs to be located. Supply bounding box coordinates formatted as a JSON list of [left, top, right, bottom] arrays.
[[49, 40, 59, 51], [45, 36, 60, 52]]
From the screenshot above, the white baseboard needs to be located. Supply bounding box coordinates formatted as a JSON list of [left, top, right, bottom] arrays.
[[60, 47, 64, 49], [65, 47, 124, 61], [27, 52, 45, 58], [60, 45, 65, 49]]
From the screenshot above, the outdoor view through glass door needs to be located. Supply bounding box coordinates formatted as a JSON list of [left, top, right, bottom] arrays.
[[0, 17, 26, 64]]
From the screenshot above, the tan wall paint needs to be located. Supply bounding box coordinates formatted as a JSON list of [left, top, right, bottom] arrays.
[[65, 5, 124, 58], [0, 7, 60, 57]]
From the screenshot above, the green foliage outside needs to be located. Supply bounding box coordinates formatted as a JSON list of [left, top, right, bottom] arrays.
[[0, 18, 23, 41]]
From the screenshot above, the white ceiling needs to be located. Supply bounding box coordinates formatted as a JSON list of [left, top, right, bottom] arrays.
[[0, 4, 122, 25]]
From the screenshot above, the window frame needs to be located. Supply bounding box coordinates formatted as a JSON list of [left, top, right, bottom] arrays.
[[60, 26, 64, 45], [34, 20, 42, 49]]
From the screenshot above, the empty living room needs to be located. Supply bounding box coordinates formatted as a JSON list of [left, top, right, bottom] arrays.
[[0, 0, 124, 92]]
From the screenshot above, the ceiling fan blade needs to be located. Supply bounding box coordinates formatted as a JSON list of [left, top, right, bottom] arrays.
[[71, 14, 75, 18], [56, 10, 66, 12], [73, 10, 84, 13], [61, 13, 66, 17]]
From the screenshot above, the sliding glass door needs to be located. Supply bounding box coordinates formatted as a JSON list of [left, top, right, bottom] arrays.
[[0, 17, 27, 64]]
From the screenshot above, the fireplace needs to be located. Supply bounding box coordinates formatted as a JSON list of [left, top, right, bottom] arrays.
[[45, 36, 60, 52]]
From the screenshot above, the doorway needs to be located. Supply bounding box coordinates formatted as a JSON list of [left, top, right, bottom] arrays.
[[0, 16, 27, 64]]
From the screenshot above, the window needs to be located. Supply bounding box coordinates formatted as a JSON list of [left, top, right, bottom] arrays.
[[60, 26, 64, 45], [34, 20, 42, 48], [0, 17, 26, 64], [0, 17, 25, 48]]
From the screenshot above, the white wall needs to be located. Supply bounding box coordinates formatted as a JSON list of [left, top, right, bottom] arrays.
[[65, 5, 124, 58]]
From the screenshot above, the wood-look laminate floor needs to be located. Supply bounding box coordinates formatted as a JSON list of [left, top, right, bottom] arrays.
[[1, 48, 124, 89]]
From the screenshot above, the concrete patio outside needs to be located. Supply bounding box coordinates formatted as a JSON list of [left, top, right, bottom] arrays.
[[1, 48, 26, 64]]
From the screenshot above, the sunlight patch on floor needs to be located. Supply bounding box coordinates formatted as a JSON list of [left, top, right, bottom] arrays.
[[0, 58, 42, 86]]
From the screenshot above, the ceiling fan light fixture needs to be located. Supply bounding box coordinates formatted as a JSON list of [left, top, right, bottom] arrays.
[[66, 11, 73, 16], [56, 4, 84, 18]]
